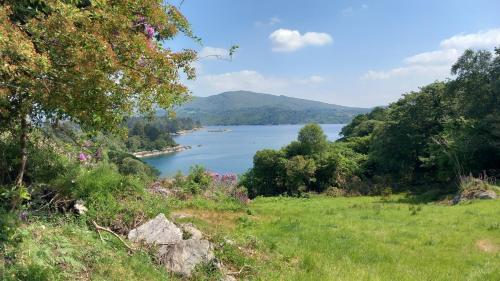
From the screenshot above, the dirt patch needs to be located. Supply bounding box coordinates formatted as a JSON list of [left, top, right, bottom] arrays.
[[171, 209, 244, 230], [476, 239, 499, 253]]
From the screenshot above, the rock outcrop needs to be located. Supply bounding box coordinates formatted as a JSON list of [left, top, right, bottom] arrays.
[[181, 223, 204, 240], [128, 213, 182, 245], [452, 188, 497, 204], [128, 213, 216, 277], [157, 238, 214, 276]]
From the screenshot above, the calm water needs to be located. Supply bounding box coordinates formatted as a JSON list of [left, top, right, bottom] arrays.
[[144, 124, 344, 176]]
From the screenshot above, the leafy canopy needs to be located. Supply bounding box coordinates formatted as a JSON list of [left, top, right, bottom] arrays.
[[0, 0, 197, 133]]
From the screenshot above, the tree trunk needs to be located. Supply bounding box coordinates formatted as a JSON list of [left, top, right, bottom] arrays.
[[15, 116, 28, 187]]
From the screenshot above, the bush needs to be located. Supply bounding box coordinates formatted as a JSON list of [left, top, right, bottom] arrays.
[[108, 150, 159, 180], [0, 132, 73, 186], [119, 157, 159, 180], [187, 165, 212, 188], [68, 163, 153, 230], [174, 165, 212, 195], [324, 187, 346, 197]]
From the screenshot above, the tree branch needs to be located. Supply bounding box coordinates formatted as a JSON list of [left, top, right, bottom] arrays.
[[92, 221, 135, 251]]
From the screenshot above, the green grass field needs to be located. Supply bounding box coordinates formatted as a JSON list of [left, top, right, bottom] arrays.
[[3, 195, 499, 280], [198, 195, 500, 280]]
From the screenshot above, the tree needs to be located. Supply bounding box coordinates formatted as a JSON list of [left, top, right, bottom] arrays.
[[0, 1, 197, 185], [285, 155, 316, 195], [297, 123, 327, 155], [249, 149, 286, 196]]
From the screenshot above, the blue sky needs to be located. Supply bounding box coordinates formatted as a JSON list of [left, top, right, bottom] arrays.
[[167, 0, 500, 107]]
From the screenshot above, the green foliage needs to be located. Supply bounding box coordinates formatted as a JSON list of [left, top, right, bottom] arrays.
[[0, 130, 74, 186], [243, 124, 366, 197], [1, 0, 197, 134], [297, 123, 327, 155], [187, 165, 212, 189], [330, 48, 500, 194], [125, 116, 201, 152], [245, 48, 500, 197], [285, 156, 316, 195], [108, 149, 160, 180], [172, 165, 213, 195], [1, 221, 173, 281]]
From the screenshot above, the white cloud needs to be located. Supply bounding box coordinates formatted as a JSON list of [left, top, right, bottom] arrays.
[[362, 28, 500, 80], [299, 75, 326, 84], [362, 65, 450, 80], [254, 17, 281, 27], [198, 46, 230, 60], [186, 70, 329, 96], [403, 49, 460, 66], [440, 28, 500, 50], [269, 29, 333, 52], [199, 70, 287, 93]]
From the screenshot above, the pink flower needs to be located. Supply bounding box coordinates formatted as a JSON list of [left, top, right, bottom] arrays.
[[145, 24, 155, 39], [79, 152, 87, 162]]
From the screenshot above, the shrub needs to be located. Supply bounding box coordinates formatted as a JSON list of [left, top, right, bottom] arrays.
[[108, 150, 159, 180], [324, 187, 346, 197], [187, 165, 212, 188], [458, 175, 491, 193], [69, 163, 150, 230]]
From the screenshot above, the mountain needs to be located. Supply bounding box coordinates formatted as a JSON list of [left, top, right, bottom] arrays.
[[173, 91, 371, 125]]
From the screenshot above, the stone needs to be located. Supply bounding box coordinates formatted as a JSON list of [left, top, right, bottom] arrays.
[[181, 223, 203, 240], [157, 238, 215, 276], [128, 213, 182, 245], [477, 190, 497, 200], [74, 200, 88, 215]]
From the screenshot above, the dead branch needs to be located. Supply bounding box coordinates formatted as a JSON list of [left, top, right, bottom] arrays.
[[225, 264, 252, 276], [92, 220, 134, 251]]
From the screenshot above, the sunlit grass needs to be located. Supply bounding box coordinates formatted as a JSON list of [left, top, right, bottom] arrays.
[[220, 195, 500, 280]]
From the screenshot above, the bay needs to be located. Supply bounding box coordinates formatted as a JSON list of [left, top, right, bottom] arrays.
[[143, 124, 344, 176]]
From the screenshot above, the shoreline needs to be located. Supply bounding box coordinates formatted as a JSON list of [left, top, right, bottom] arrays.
[[171, 127, 203, 136], [133, 145, 191, 158]]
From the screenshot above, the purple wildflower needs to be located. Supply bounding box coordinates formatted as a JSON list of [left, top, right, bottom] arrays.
[[145, 24, 155, 39], [79, 152, 87, 162]]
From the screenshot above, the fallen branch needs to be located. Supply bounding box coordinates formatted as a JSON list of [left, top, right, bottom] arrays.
[[225, 264, 252, 276], [92, 221, 134, 251]]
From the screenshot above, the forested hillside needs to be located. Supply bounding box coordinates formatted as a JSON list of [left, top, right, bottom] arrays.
[[125, 117, 201, 152], [174, 91, 370, 125]]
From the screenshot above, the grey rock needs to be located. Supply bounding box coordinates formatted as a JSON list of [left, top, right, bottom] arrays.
[[477, 190, 497, 200], [128, 213, 182, 245], [74, 200, 88, 215], [181, 223, 203, 240], [157, 238, 215, 276]]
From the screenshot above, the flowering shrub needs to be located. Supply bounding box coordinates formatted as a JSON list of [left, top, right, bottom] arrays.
[[208, 172, 238, 185], [163, 167, 249, 204]]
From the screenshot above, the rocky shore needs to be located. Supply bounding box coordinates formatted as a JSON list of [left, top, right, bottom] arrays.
[[133, 145, 191, 158], [171, 127, 203, 136]]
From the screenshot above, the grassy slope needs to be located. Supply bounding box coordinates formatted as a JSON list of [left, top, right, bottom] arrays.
[[204, 196, 499, 280], [3, 196, 499, 280], [1, 220, 173, 281]]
